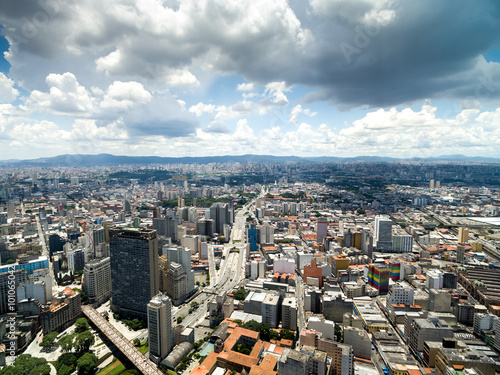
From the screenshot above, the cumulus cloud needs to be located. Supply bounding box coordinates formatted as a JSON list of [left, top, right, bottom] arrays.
[[289, 104, 317, 124], [29, 73, 94, 115], [100, 81, 152, 109], [0, 73, 19, 103]]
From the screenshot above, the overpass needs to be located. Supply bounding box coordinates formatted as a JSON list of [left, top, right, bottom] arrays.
[[81, 305, 162, 375]]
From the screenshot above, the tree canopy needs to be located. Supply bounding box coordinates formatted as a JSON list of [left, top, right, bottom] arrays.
[[0, 354, 51, 375]]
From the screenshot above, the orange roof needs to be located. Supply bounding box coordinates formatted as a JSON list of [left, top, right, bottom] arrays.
[[218, 350, 259, 368], [193, 351, 218, 375], [63, 287, 76, 296], [260, 355, 277, 371]]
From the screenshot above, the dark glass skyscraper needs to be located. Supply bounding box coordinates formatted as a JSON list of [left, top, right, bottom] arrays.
[[109, 227, 159, 320]]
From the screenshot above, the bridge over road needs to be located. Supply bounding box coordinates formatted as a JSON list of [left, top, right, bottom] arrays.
[[82, 305, 162, 375]]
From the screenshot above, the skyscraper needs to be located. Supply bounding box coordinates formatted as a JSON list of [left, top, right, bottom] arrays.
[[164, 246, 194, 298], [374, 216, 393, 252], [83, 257, 111, 305], [109, 228, 159, 320], [148, 293, 174, 364]]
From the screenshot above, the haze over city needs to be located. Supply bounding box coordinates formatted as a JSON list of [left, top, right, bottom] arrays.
[[0, 0, 499, 160]]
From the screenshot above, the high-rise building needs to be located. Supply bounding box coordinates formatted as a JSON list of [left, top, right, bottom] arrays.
[[48, 234, 65, 256], [165, 262, 187, 306], [458, 228, 469, 243], [109, 228, 159, 320], [83, 257, 111, 305], [316, 219, 328, 242], [164, 246, 194, 298], [6, 201, 15, 219], [210, 203, 229, 235], [282, 297, 297, 331], [374, 216, 393, 252], [67, 248, 87, 272], [91, 228, 106, 255], [367, 263, 390, 294], [148, 293, 174, 364], [247, 224, 258, 251], [0, 270, 28, 315], [392, 233, 413, 253], [457, 245, 466, 263], [260, 224, 274, 245]]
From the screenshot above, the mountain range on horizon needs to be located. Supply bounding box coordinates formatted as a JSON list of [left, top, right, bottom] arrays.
[[1, 153, 500, 167]]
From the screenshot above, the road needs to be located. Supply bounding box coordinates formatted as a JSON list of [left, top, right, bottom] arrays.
[[36, 216, 57, 289], [174, 188, 266, 329], [296, 275, 306, 333]]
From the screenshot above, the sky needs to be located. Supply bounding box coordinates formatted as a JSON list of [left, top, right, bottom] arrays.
[[0, 0, 500, 160]]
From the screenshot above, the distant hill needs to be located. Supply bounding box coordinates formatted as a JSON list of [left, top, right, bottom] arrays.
[[1, 153, 499, 166]]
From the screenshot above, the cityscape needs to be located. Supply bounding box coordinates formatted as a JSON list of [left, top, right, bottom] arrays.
[[1, 1, 500, 375], [0, 159, 499, 375]]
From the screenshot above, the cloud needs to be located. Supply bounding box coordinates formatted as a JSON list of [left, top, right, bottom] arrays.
[[0, 73, 19, 103], [237, 82, 254, 91], [289, 104, 317, 124], [2, 0, 500, 108], [29, 72, 94, 115], [100, 81, 152, 109]]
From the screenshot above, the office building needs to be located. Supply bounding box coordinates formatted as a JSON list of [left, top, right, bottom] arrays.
[[426, 269, 444, 289], [282, 297, 297, 331], [458, 227, 469, 243], [67, 248, 87, 272], [209, 203, 229, 235], [165, 262, 187, 306], [374, 216, 393, 252], [260, 224, 274, 245], [409, 318, 454, 353], [387, 285, 414, 306], [164, 246, 194, 298], [332, 254, 349, 277], [316, 218, 328, 242], [247, 224, 258, 251], [442, 272, 458, 289], [428, 289, 451, 312], [148, 293, 174, 364], [261, 294, 280, 328], [392, 233, 413, 253], [91, 228, 106, 256], [279, 348, 310, 375], [0, 270, 28, 315], [109, 228, 159, 320], [83, 257, 111, 305], [17, 280, 47, 304]]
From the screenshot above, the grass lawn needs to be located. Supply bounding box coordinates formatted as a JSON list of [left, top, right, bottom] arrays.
[[138, 342, 149, 355], [97, 359, 126, 375]]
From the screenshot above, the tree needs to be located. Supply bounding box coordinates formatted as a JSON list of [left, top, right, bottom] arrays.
[[233, 289, 246, 300], [75, 318, 90, 333], [191, 301, 199, 310], [269, 330, 280, 341], [334, 324, 343, 341], [58, 333, 76, 353], [75, 331, 95, 354], [0, 354, 51, 375], [76, 353, 98, 375], [40, 331, 58, 351], [177, 317, 183, 324], [279, 329, 295, 341], [55, 353, 77, 375], [133, 338, 141, 347], [216, 264, 220, 271]]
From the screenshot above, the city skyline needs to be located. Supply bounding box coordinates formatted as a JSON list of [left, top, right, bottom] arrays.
[[0, 1, 500, 160]]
